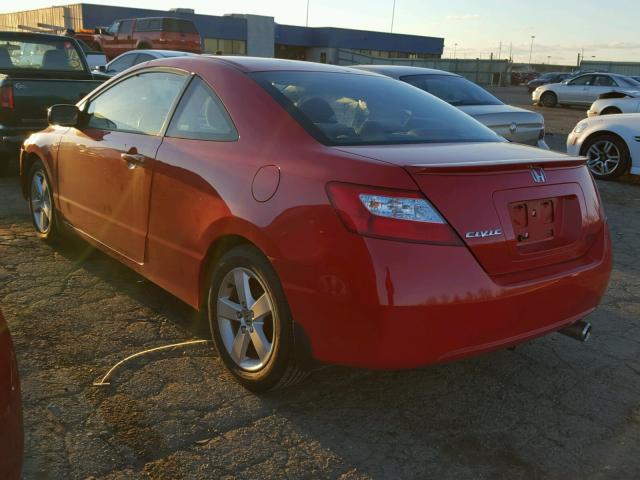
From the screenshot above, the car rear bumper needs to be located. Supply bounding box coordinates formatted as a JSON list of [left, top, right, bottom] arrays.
[[277, 226, 612, 369]]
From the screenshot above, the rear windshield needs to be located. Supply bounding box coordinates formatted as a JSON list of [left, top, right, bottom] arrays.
[[400, 74, 503, 107], [615, 75, 640, 88], [0, 38, 85, 72], [250, 71, 501, 146]]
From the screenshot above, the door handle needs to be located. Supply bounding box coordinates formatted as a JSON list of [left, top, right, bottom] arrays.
[[121, 152, 146, 169]]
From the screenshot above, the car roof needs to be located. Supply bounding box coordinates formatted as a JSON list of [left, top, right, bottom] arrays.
[[0, 31, 81, 43], [351, 64, 459, 79], [198, 56, 377, 74]]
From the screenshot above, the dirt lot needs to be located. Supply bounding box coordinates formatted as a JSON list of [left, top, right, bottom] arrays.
[[1, 98, 640, 479]]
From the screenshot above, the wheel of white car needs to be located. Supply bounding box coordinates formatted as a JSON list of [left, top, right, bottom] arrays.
[[207, 244, 308, 391], [540, 91, 557, 108], [582, 133, 630, 180]]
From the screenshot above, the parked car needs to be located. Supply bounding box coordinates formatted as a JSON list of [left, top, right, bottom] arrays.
[[526, 71, 572, 93], [0, 310, 23, 480], [354, 65, 548, 148], [22, 57, 611, 391], [567, 114, 640, 179], [511, 71, 538, 86], [92, 17, 202, 60], [92, 49, 199, 79], [532, 72, 640, 108], [0, 32, 104, 175], [588, 92, 640, 117]]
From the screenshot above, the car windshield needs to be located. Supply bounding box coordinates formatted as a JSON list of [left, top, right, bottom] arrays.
[[251, 71, 500, 146], [0, 38, 84, 72], [399, 74, 503, 107]]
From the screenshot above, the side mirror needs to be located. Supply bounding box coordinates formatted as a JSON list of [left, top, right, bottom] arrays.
[[97, 65, 106, 72], [562, 79, 570, 85], [48, 104, 80, 127]]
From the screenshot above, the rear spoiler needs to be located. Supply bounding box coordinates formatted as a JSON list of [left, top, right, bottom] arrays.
[[407, 157, 585, 174], [598, 91, 636, 100]]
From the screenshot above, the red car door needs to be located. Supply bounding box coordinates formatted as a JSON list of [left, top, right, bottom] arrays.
[[144, 76, 239, 305], [56, 70, 189, 264]]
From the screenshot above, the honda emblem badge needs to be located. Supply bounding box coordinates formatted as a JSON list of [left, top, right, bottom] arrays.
[[531, 167, 546, 183]]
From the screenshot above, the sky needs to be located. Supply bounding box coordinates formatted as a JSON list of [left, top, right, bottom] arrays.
[[2, 0, 640, 64]]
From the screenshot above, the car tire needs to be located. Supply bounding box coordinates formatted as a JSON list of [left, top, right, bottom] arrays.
[[582, 133, 630, 180], [540, 92, 558, 108], [27, 160, 62, 242], [600, 107, 621, 115], [207, 244, 308, 392]]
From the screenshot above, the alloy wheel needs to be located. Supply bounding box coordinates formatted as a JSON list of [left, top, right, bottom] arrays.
[[216, 267, 277, 371], [30, 171, 52, 234], [586, 140, 620, 176]]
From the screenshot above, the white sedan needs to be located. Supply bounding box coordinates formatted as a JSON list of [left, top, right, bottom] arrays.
[[533, 73, 640, 108], [587, 94, 640, 117], [567, 114, 640, 179]]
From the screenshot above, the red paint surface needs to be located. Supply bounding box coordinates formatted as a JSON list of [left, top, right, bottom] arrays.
[[0, 310, 23, 480], [22, 57, 612, 368]]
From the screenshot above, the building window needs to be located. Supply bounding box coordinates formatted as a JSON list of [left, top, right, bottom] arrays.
[[203, 38, 246, 55], [319, 52, 327, 63]]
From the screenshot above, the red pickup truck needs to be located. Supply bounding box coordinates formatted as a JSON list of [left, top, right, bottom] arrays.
[[93, 17, 202, 60]]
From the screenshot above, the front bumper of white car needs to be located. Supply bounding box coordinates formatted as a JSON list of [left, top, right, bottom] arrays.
[[531, 88, 543, 104]]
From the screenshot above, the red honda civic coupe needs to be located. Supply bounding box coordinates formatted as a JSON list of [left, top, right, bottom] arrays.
[[20, 57, 611, 391]]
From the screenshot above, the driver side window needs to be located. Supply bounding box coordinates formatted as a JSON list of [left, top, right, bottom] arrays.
[[569, 75, 594, 86], [86, 71, 187, 135]]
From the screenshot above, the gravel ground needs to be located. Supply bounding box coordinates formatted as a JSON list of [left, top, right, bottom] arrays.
[[1, 107, 640, 478]]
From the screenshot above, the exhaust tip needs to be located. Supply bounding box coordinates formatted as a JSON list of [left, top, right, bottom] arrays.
[[559, 320, 592, 342]]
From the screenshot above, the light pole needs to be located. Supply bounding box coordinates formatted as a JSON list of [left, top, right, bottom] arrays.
[[306, 0, 310, 27], [528, 35, 535, 66], [453, 42, 458, 59], [390, 0, 396, 33]]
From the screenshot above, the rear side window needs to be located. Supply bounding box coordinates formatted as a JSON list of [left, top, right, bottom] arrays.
[[135, 19, 149, 31], [166, 77, 237, 141], [87, 71, 187, 135], [400, 74, 503, 106], [162, 19, 198, 33]]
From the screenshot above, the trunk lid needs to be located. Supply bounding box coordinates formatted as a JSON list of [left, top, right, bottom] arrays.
[[335, 142, 604, 277], [457, 104, 544, 145]]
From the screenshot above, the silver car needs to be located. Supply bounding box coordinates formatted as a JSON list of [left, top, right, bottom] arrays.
[[92, 49, 199, 79], [532, 72, 640, 108], [354, 65, 548, 149]]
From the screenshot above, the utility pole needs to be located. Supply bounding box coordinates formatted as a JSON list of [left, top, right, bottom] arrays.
[[508, 42, 513, 62], [306, 0, 310, 27], [453, 42, 458, 59], [528, 35, 535, 66], [390, 0, 396, 33]]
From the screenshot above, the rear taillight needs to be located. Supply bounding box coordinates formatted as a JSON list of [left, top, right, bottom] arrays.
[[326, 182, 462, 245], [0, 85, 14, 109]]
